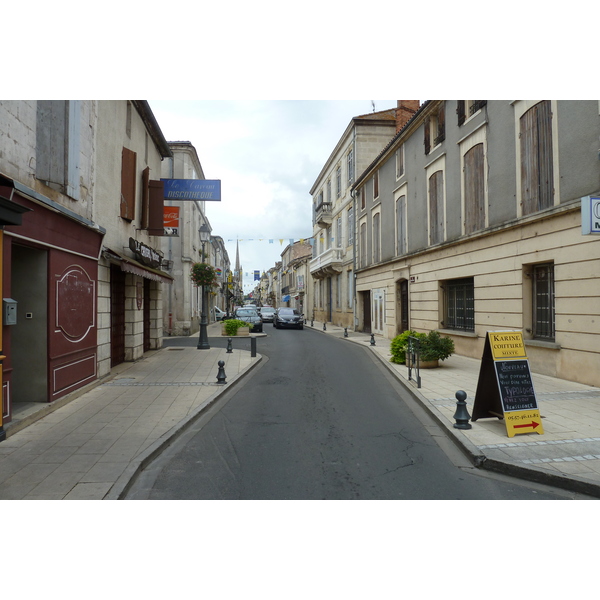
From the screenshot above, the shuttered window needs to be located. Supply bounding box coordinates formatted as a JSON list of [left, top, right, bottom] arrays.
[[120, 147, 137, 221], [464, 143, 485, 234], [372, 212, 380, 263], [520, 101, 554, 216], [360, 222, 367, 268], [429, 170, 444, 245], [445, 278, 475, 332], [36, 100, 80, 200], [396, 194, 407, 255]]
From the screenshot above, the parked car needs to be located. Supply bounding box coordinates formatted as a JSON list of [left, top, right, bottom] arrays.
[[273, 307, 304, 330], [259, 306, 276, 323], [213, 306, 226, 321], [234, 307, 263, 333]]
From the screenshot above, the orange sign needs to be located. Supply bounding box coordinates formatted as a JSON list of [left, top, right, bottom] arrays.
[[163, 206, 180, 236]]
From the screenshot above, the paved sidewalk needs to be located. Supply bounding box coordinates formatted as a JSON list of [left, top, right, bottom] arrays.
[[306, 320, 600, 497], [0, 322, 260, 500]]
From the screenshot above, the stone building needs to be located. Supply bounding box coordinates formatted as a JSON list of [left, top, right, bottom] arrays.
[[352, 100, 600, 387]]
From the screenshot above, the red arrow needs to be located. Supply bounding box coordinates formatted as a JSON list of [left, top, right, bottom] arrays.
[[514, 421, 540, 429]]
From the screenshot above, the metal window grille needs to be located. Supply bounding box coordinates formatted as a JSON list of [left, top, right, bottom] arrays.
[[532, 264, 555, 340], [445, 278, 475, 331]]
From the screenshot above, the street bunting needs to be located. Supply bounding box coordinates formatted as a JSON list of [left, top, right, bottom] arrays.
[[161, 179, 221, 201], [472, 331, 544, 438]]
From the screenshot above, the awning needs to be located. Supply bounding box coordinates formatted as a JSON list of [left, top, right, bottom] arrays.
[[282, 295, 291, 302], [102, 247, 174, 284]]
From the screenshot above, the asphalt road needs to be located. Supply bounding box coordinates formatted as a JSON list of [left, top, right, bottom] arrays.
[[127, 327, 589, 500]]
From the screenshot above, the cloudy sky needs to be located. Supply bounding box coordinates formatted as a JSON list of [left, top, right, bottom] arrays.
[[149, 100, 396, 292]]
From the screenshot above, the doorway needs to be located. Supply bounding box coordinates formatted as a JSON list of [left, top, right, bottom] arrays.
[[11, 244, 48, 403], [111, 265, 126, 366], [396, 279, 409, 335]]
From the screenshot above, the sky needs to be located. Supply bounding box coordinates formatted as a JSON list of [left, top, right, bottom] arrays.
[[148, 100, 397, 293]]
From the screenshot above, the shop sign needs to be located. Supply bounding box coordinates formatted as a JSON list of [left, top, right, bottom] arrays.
[[164, 206, 180, 236], [581, 196, 600, 234], [129, 238, 161, 269], [161, 179, 221, 201]]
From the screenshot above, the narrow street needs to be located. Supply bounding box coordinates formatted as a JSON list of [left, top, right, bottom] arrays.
[[127, 329, 585, 500]]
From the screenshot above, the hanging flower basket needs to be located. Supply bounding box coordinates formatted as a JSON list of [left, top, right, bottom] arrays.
[[190, 263, 218, 287]]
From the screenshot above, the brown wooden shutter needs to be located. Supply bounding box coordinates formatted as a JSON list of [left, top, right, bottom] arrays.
[[464, 143, 485, 234], [429, 171, 444, 245], [537, 100, 554, 211], [520, 107, 539, 216], [457, 101, 466, 126], [148, 179, 165, 236], [120, 147, 137, 220], [141, 167, 150, 228], [437, 103, 445, 143], [424, 117, 431, 154]]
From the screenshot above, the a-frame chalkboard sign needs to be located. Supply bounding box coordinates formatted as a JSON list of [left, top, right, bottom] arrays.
[[472, 331, 544, 438]]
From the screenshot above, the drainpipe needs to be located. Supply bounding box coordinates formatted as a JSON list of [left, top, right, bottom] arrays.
[[167, 157, 174, 335]]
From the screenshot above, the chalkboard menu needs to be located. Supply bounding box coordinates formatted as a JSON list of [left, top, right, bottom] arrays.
[[494, 359, 538, 412], [472, 331, 544, 437]]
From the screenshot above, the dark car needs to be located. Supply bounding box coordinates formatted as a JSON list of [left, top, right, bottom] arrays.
[[234, 307, 263, 333], [259, 306, 276, 323], [273, 307, 304, 330]]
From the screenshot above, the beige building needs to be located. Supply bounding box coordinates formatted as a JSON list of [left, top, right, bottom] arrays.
[[308, 102, 419, 328], [352, 100, 600, 387], [280, 240, 313, 315]]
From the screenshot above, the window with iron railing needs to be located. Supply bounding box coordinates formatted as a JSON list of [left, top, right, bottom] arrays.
[[444, 278, 475, 332], [532, 263, 555, 340]]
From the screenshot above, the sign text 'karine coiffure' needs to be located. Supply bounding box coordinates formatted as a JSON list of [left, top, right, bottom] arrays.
[[161, 179, 221, 201]]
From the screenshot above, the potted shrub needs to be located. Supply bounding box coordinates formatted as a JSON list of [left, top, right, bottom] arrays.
[[223, 319, 253, 336], [390, 330, 454, 368]]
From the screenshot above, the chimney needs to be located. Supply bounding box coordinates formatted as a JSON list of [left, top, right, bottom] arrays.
[[396, 101, 420, 133]]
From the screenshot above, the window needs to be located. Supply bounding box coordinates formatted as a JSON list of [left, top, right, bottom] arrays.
[[347, 149, 354, 183], [520, 101, 554, 216], [326, 179, 331, 202], [120, 147, 137, 220], [336, 166, 342, 198], [444, 278, 475, 332], [373, 171, 379, 199], [360, 186, 366, 210], [429, 170, 444, 245], [36, 100, 81, 200], [396, 144, 405, 179], [464, 143, 485, 234], [396, 194, 407, 255], [532, 263, 555, 340], [372, 211, 381, 263], [360, 221, 367, 268], [457, 101, 486, 125], [424, 103, 445, 154], [347, 270, 354, 309], [347, 207, 354, 245], [336, 274, 342, 308], [337, 217, 342, 248]]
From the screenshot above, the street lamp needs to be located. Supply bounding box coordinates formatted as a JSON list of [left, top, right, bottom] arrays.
[[197, 223, 211, 350]]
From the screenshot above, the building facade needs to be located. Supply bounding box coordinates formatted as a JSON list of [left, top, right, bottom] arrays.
[[352, 100, 600, 387], [0, 100, 174, 425], [280, 240, 313, 315], [308, 102, 419, 328]]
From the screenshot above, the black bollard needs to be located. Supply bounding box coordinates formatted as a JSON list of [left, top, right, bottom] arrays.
[[226, 338, 233, 353], [251, 336, 256, 358], [344, 328, 348, 338], [311, 320, 314, 327], [323, 323, 327, 331], [453, 390, 472, 429], [216, 360, 227, 384], [370, 333, 376, 346]]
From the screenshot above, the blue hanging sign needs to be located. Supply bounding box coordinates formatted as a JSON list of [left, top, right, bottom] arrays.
[[161, 179, 221, 201]]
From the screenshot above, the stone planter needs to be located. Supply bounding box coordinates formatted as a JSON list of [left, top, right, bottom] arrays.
[[222, 324, 250, 336], [406, 352, 439, 369]]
